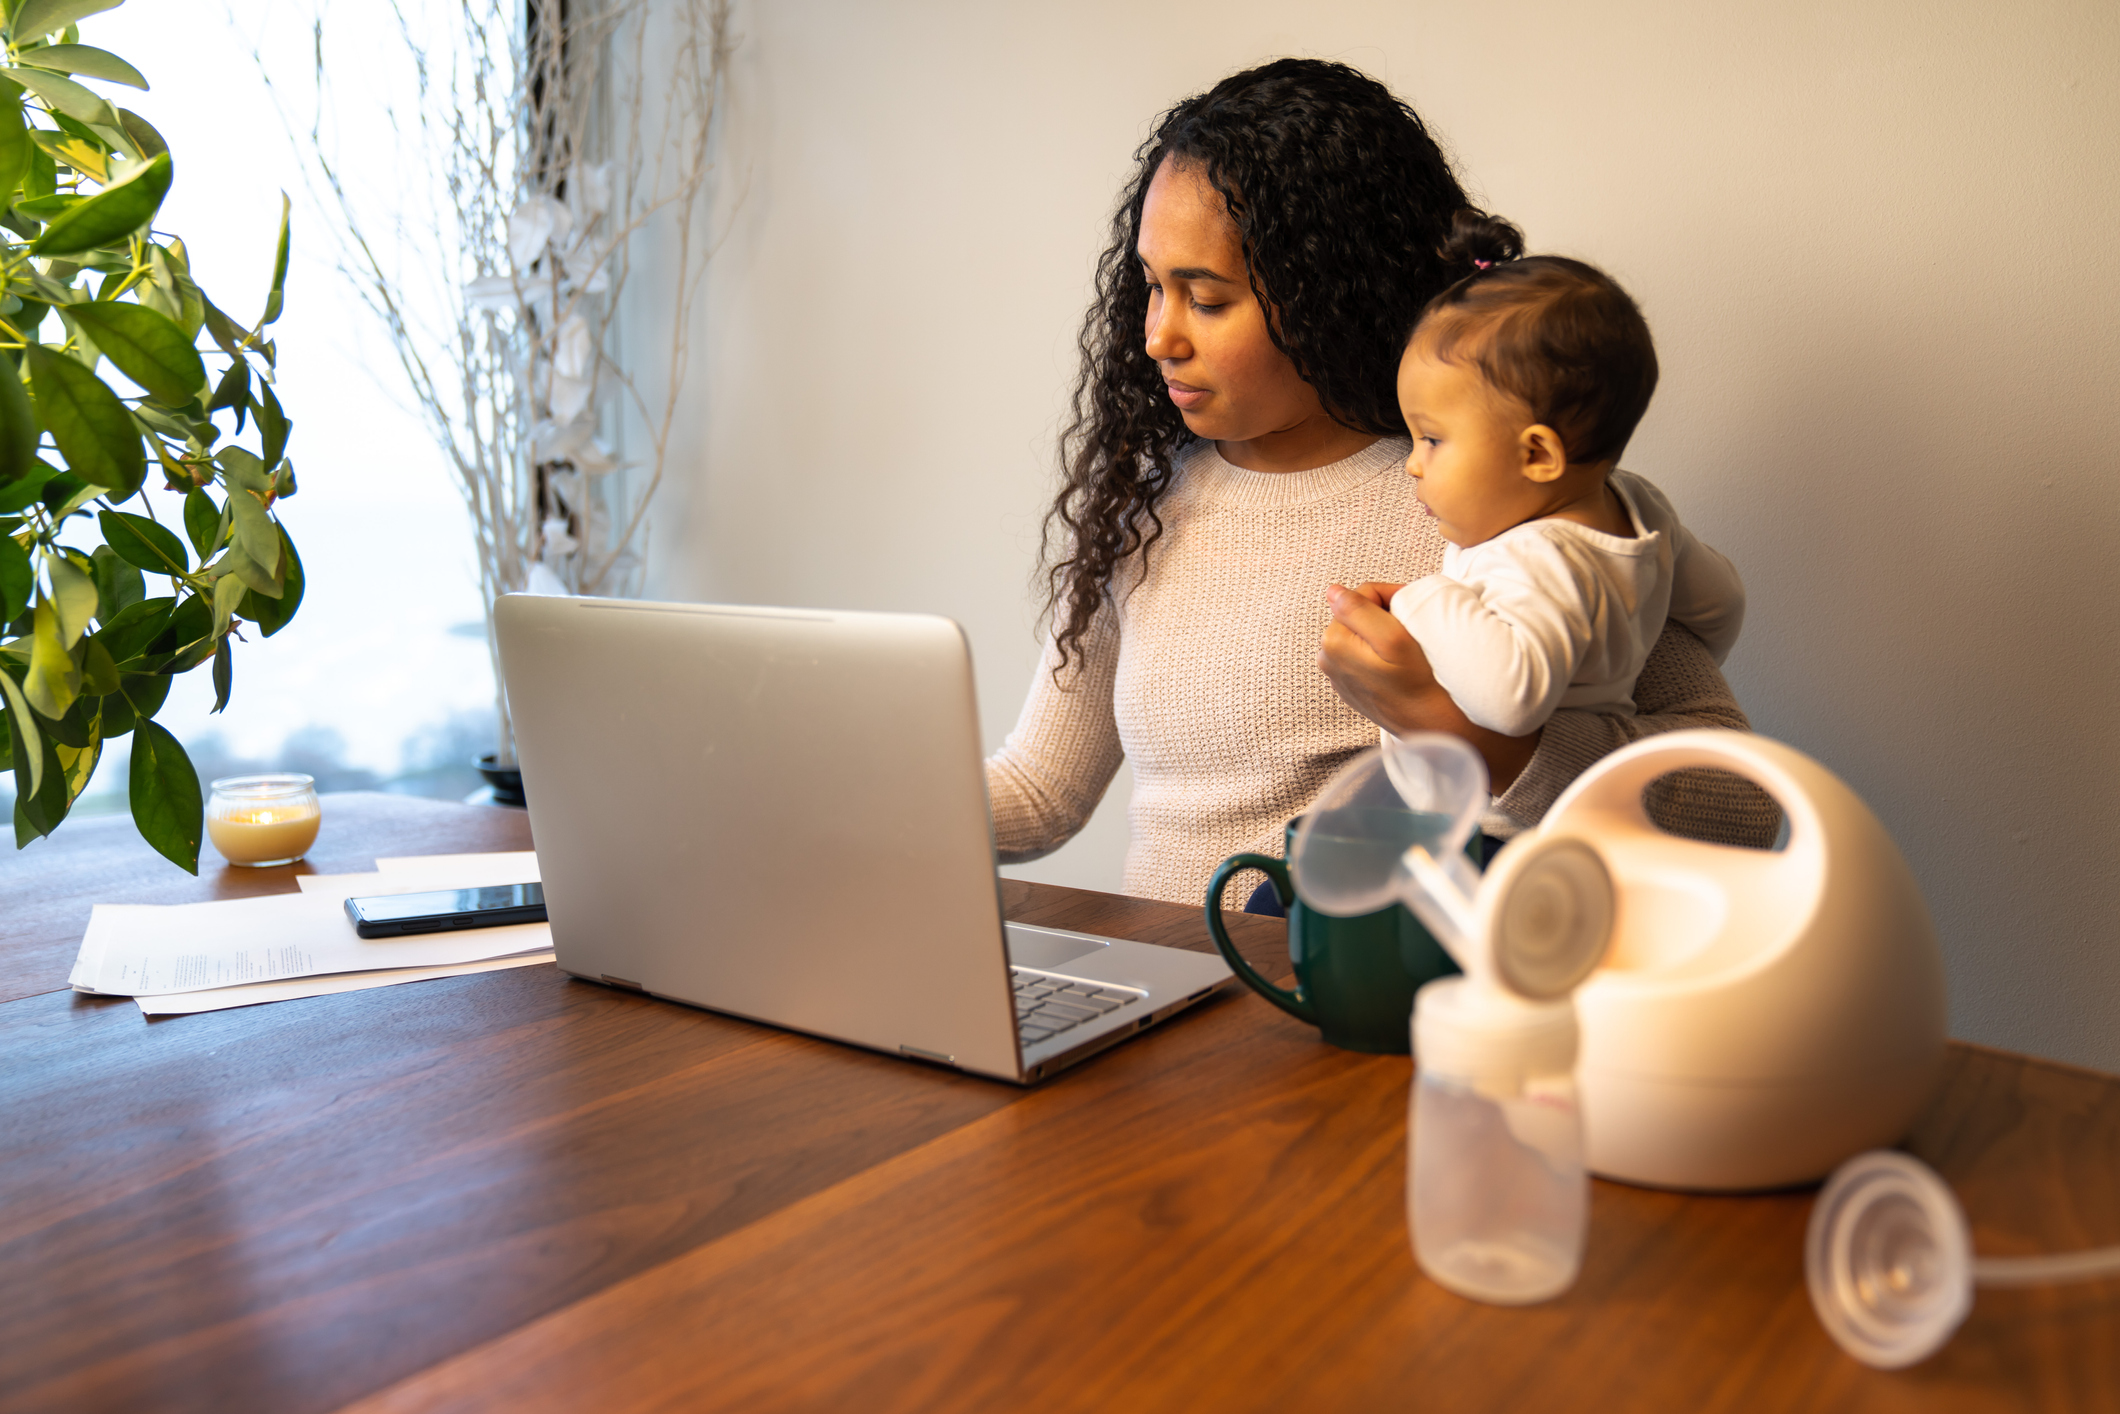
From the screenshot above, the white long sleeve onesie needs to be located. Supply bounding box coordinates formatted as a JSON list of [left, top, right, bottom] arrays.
[[1389, 470, 1745, 737]]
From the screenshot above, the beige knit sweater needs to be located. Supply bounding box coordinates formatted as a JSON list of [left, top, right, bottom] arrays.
[[985, 438, 1770, 906]]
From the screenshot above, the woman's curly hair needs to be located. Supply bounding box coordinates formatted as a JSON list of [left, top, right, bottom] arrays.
[[1041, 58, 1473, 672]]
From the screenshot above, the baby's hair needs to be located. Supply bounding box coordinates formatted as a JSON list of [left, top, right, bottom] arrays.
[[1411, 210, 1658, 467]]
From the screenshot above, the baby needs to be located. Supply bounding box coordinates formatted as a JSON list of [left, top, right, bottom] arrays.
[[1386, 213, 1743, 739]]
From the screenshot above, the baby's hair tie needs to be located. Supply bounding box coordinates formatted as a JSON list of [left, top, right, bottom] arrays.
[[1472, 259, 1494, 271]]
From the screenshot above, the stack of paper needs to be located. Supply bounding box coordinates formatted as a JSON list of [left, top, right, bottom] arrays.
[[70, 851, 553, 1017]]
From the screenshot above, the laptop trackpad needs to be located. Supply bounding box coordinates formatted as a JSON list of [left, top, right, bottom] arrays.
[[1005, 922, 1112, 971]]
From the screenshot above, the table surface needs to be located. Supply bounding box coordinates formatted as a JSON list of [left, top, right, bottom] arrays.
[[5, 793, 2119, 1414]]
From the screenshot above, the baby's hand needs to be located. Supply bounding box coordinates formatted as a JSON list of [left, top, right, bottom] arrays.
[[1328, 580, 1405, 612], [1319, 582, 1436, 728], [1319, 579, 1543, 790]]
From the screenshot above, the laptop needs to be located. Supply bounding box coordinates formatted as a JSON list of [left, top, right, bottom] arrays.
[[493, 594, 1234, 1083]]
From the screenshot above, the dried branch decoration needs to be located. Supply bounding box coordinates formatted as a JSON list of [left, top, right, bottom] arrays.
[[272, 0, 730, 764]]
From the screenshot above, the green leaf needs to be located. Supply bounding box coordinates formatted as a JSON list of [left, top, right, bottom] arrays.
[[31, 148, 167, 256], [95, 688, 127, 737], [144, 241, 201, 338], [240, 528, 301, 636], [46, 549, 95, 644], [11, 0, 123, 42], [209, 562, 242, 637], [20, 133, 53, 200], [216, 442, 266, 488], [146, 582, 205, 651], [271, 458, 296, 499], [13, 191, 75, 220], [20, 44, 146, 89], [223, 544, 278, 597], [216, 448, 278, 575], [97, 676, 156, 740], [6, 64, 115, 129], [261, 191, 289, 325], [150, 602, 209, 672], [0, 97, 30, 207], [0, 353, 39, 487], [149, 593, 210, 674], [62, 300, 203, 405], [39, 470, 87, 516], [14, 729, 65, 844], [227, 499, 276, 577], [126, 714, 199, 873], [88, 541, 138, 619], [78, 632, 117, 693], [42, 683, 90, 744], [23, 595, 77, 717], [48, 107, 106, 145], [134, 243, 177, 318], [43, 108, 112, 159], [181, 485, 218, 558], [252, 379, 288, 466], [57, 726, 97, 806], [91, 593, 170, 662], [53, 300, 102, 371], [0, 461, 60, 514], [129, 399, 199, 442], [114, 107, 165, 161], [118, 666, 167, 716], [199, 295, 245, 357], [206, 356, 247, 420], [0, 530, 27, 621], [208, 632, 230, 712], [97, 508, 187, 575], [8, 299, 46, 343], [26, 343, 144, 497], [0, 663, 39, 798]]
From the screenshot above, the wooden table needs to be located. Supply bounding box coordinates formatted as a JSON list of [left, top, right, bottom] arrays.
[[5, 794, 2118, 1413]]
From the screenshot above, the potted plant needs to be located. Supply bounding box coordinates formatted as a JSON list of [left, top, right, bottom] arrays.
[[0, 0, 300, 872]]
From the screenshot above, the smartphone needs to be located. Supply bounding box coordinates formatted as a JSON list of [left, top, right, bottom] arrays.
[[344, 882, 548, 939]]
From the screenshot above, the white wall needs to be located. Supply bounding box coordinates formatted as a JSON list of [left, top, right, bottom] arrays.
[[651, 0, 2120, 1071]]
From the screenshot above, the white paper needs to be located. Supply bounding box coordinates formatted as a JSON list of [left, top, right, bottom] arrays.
[[134, 949, 556, 1015], [296, 852, 541, 900], [376, 850, 539, 878], [73, 889, 551, 997]]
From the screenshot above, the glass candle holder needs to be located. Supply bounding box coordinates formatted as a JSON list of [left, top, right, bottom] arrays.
[[206, 774, 322, 866]]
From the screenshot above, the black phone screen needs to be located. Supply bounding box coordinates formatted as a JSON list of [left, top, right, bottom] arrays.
[[345, 883, 547, 937]]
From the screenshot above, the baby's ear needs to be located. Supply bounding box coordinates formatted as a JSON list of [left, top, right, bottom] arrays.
[[1520, 424, 1568, 484]]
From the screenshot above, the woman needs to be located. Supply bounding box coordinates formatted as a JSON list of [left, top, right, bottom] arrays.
[[985, 58, 1770, 907]]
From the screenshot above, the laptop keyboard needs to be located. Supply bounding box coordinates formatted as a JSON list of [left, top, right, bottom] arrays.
[[1011, 967, 1144, 1048]]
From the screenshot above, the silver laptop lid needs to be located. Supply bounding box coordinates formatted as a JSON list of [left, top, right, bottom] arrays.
[[495, 595, 1022, 1079]]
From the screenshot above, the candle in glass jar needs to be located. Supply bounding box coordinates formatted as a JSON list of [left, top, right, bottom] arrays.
[[206, 774, 322, 866]]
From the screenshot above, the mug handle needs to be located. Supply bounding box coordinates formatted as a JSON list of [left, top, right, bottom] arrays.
[[1204, 853, 1317, 1026]]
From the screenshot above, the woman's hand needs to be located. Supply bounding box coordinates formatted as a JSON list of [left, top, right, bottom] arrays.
[[1319, 582, 1543, 791]]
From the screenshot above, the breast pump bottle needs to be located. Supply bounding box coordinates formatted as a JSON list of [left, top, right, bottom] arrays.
[[1290, 735, 1615, 1304]]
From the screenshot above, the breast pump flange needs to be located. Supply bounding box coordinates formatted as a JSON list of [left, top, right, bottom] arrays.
[[1807, 1147, 2120, 1369], [1290, 729, 1950, 1194]]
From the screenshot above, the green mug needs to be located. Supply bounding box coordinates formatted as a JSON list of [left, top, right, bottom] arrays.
[[1204, 819, 1477, 1054]]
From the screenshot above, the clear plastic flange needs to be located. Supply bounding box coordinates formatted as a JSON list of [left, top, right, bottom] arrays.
[[1289, 734, 1487, 919], [1805, 1150, 1973, 1369]]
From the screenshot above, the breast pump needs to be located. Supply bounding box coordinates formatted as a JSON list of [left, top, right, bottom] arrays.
[[1292, 733, 1618, 1303], [1289, 728, 1951, 1305]]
